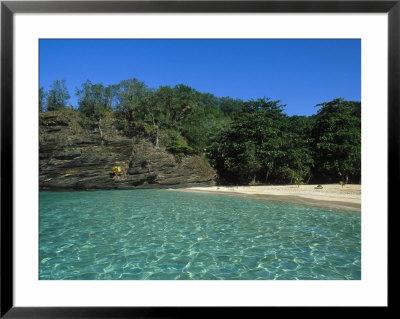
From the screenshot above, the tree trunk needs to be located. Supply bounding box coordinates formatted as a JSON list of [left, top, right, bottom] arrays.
[[147, 160, 151, 174], [155, 125, 159, 149], [151, 111, 160, 149], [98, 118, 104, 146]]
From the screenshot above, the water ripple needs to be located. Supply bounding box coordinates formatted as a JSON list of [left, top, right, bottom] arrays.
[[39, 190, 361, 280]]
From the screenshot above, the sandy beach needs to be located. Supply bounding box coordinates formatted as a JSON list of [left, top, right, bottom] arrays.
[[177, 184, 361, 211]]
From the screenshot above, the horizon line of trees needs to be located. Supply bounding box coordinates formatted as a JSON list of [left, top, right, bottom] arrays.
[[39, 78, 361, 185]]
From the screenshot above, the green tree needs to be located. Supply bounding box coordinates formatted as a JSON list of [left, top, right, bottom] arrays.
[[143, 88, 167, 149], [76, 80, 112, 145], [218, 96, 244, 116], [39, 86, 47, 112], [169, 84, 202, 128], [104, 84, 119, 110], [211, 98, 287, 184], [181, 92, 228, 151], [46, 79, 70, 111], [312, 98, 361, 183], [76, 80, 111, 119], [280, 115, 315, 183], [142, 84, 216, 150], [115, 78, 149, 121]]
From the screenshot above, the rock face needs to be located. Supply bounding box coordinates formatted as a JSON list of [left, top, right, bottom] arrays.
[[39, 111, 216, 190]]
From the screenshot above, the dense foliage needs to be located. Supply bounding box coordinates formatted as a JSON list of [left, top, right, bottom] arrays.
[[311, 98, 361, 183], [40, 79, 361, 184]]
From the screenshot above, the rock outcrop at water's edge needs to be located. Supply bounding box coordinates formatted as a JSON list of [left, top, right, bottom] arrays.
[[39, 111, 216, 190]]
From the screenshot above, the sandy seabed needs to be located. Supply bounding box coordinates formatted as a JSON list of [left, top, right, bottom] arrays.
[[177, 184, 361, 211]]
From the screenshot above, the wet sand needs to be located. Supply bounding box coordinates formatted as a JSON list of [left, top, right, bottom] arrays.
[[176, 184, 361, 211]]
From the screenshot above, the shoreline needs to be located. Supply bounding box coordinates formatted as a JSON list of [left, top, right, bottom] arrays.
[[176, 184, 361, 212]]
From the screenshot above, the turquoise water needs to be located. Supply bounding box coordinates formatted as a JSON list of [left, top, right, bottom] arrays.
[[39, 190, 361, 280]]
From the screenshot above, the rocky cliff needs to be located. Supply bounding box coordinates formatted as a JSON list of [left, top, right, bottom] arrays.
[[39, 110, 216, 190]]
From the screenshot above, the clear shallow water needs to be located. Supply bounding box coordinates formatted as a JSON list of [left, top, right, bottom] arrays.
[[39, 190, 361, 280]]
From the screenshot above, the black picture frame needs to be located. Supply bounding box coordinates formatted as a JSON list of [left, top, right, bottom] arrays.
[[1, 1, 394, 317]]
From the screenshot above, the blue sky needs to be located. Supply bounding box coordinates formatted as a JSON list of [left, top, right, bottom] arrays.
[[39, 39, 360, 116]]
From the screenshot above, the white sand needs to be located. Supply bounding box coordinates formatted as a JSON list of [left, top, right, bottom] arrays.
[[177, 184, 361, 211]]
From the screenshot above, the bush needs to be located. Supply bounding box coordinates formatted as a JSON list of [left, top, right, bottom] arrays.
[[166, 141, 194, 156], [79, 113, 98, 129], [101, 146, 113, 153]]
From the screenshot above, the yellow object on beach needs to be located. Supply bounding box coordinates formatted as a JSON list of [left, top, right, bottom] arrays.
[[112, 166, 122, 174]]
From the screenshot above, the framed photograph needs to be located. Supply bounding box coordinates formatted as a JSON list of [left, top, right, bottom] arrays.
[[1, 0, 394, 316]]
